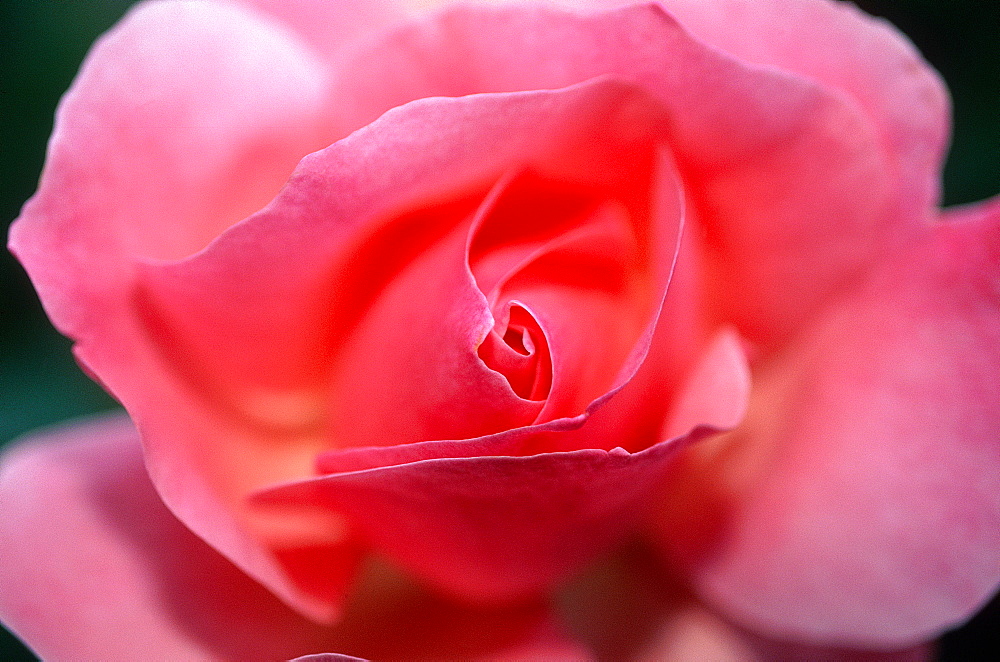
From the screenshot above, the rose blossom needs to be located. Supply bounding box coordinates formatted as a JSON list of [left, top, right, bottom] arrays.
[[1, 0, 998, 659]]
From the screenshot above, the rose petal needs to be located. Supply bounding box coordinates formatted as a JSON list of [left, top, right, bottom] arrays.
[[235, 0, 405, 67], [658, 0, 949, 224], [9, 0, 332, 281], [0, 414, 350, 660], [643, 604, 932, 662], [333, 2, 895, 345], [551, 0, 948, 224], [272, 267, 749, 605], [662, 326, 752, 440], [256, 432, 709, 603], [655, 197, 1000, 647], [0, 414, 585, 660]]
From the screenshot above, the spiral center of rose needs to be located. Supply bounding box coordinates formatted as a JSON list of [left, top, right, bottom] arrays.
[[477, 303, 553, 401]]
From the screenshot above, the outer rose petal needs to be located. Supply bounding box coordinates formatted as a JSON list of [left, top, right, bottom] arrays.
[[0, 415, 587, 661], [657, 0, 949, 224], [10, 0, 333, 274], [642, 604, 931, 662], [554, 0, 949, 224], [0, 415, 349, 661], [656, 197, 1000, 647]]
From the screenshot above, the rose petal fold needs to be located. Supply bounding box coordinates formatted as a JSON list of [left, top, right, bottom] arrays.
[[655, 197, 1000, 647], [256, 430, 712, 603]]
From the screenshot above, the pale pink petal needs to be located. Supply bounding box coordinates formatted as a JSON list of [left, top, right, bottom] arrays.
[[0, 414, 351, 661], [659, 0, 949, 225], [234, 0, 405, 66], [551, 0, 948, 226], [656, 197, 1000, 647], [333, 2, 896, 347], [662, 327, 751, 440]]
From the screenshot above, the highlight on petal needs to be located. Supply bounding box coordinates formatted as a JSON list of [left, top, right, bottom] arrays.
[[655, 198, 1000, 648], [235, 0, 405, 66]]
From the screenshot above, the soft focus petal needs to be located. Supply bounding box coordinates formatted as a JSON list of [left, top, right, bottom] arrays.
[[235, 0, 405, 66], [0, 414, 349, 661], [656, 197, 1000, 647], [642, 604, 931, 662], [662, 327, 751, 440], [558, 541, 928, 661]]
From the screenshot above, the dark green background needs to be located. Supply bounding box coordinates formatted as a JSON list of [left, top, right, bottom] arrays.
[[1, 1, 997, 658]]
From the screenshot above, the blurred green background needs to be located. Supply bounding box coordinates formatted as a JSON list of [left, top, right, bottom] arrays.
[[1, 0, 997, 659]]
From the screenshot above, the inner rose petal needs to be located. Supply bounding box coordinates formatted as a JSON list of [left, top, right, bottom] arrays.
[[477, 303, 553, 401], [465, 167, 664, 420]]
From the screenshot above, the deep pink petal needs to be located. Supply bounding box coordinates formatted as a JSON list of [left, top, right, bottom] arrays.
[[658, 0, 949, 225], [655, 197, 1000, 647], [332, 2, 897, 345], [0, 414, 354, 661], [256, 432, 709, 604]]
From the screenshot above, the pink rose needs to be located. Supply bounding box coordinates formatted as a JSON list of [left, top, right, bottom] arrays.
[[2, 0, 998, 659]]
